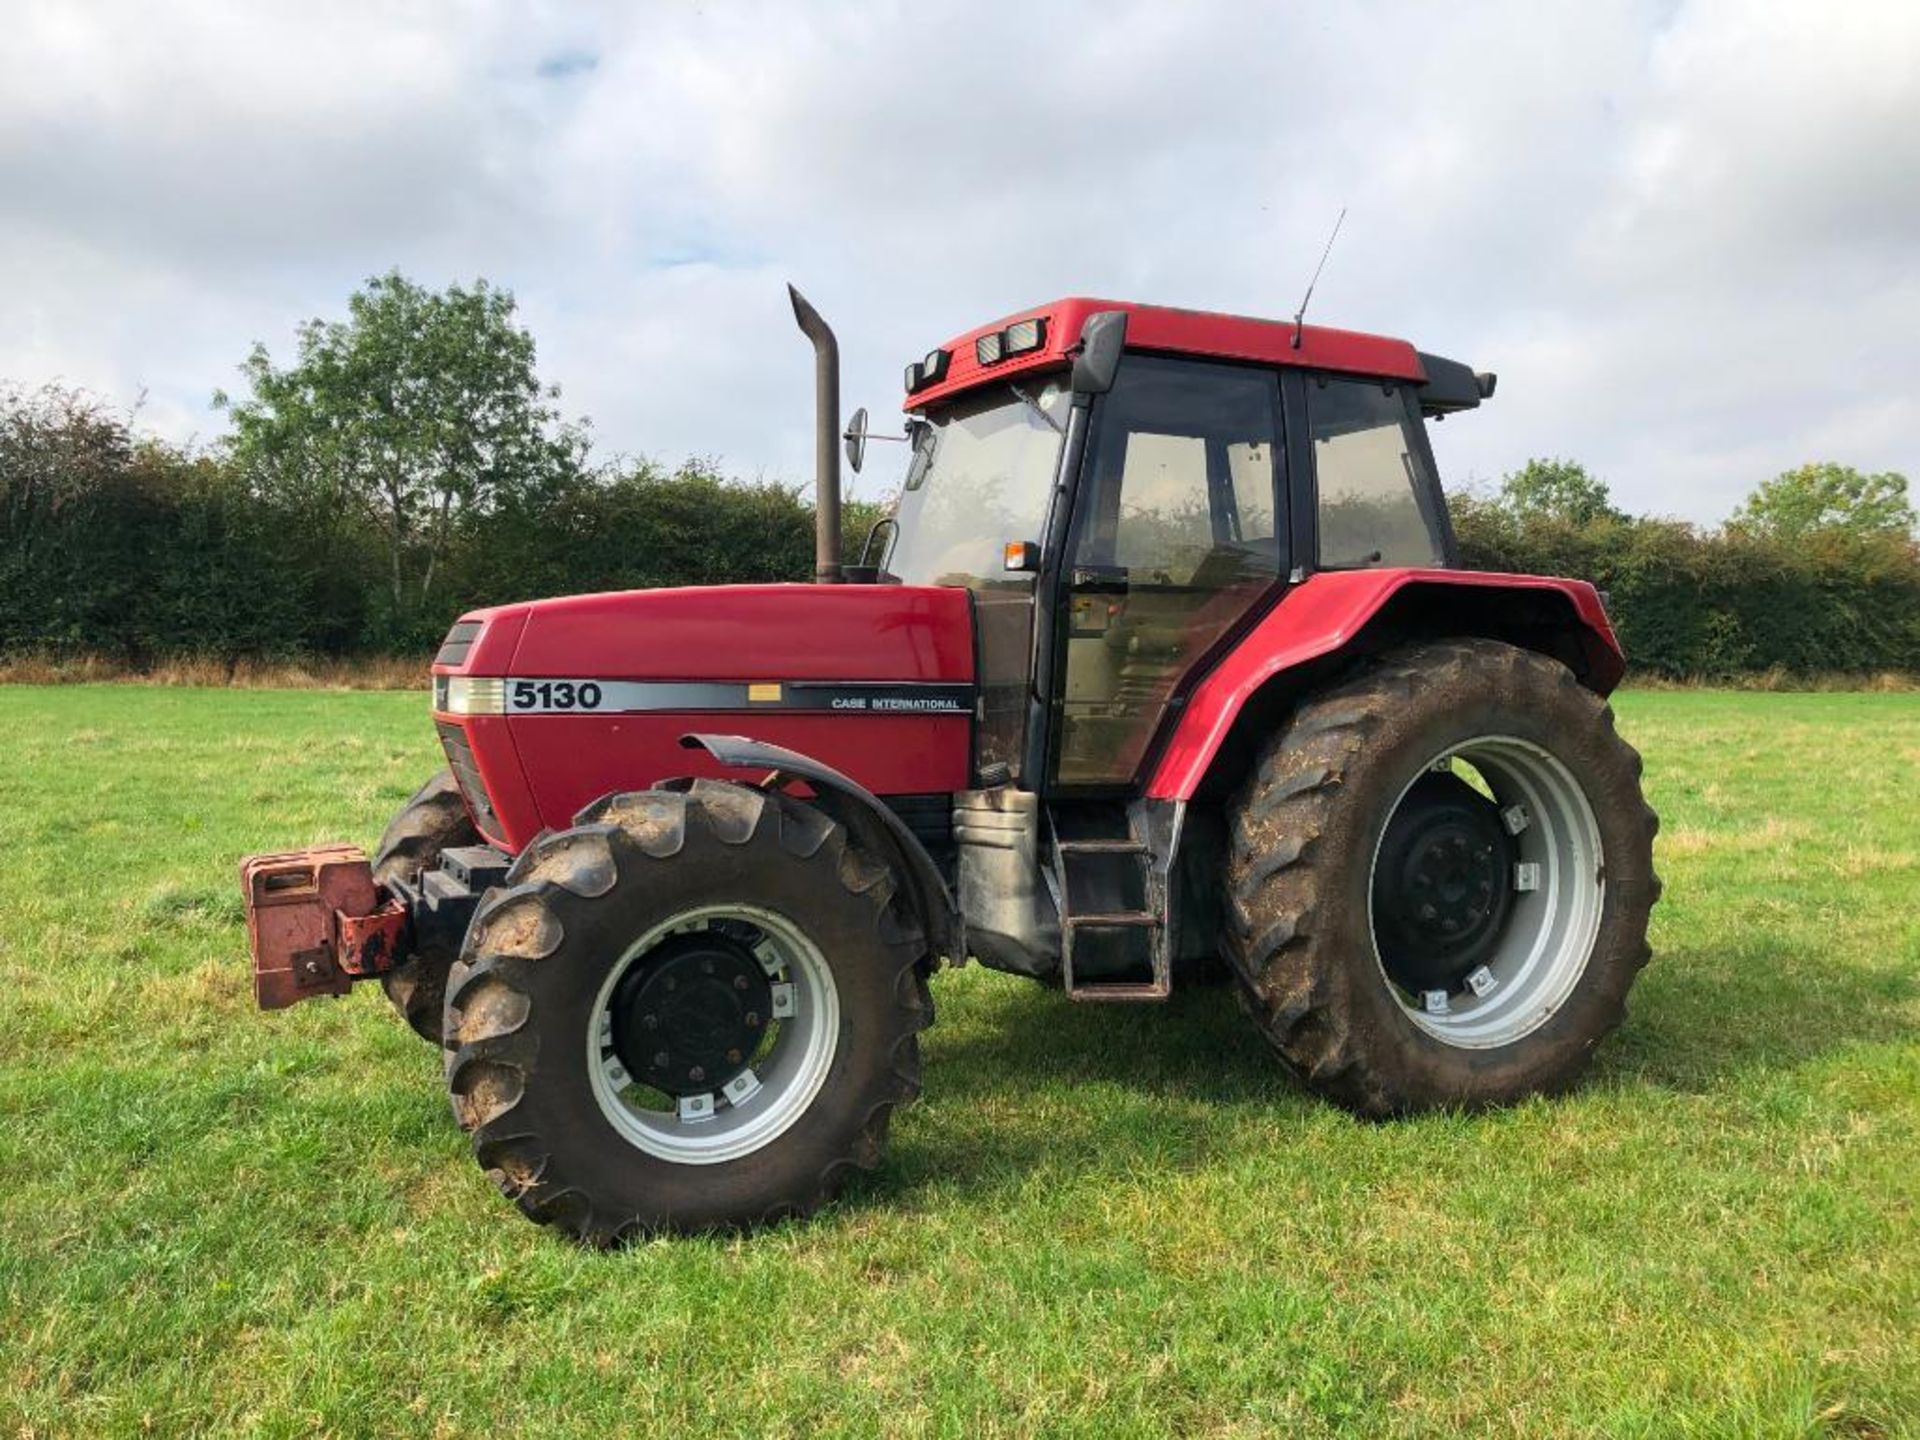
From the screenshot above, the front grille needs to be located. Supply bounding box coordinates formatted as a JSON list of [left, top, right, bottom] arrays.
[[435, 620, 484, 668], [436, 720, 501, 836]]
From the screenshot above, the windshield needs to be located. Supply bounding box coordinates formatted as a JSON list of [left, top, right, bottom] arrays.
[[885, 380, 1071, 588]]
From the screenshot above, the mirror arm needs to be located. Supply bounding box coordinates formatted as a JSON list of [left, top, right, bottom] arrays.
[[843, 406, 912, 475]]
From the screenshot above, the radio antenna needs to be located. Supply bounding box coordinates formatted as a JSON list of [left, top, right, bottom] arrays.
[[1291, 207, 1347, 350]]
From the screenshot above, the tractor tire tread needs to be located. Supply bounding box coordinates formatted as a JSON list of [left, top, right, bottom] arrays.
[[371, 768, 479, 1044], [1225, 637, 1659, 1118]]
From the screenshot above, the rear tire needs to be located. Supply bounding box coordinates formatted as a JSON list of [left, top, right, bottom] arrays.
[[371, 769, 478, 1044], [1226, 638, 1659, 1116], [445, 779, 931, 1243]]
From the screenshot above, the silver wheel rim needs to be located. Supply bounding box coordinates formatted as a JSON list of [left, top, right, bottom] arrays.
[[587, 904, 840, 1165], [1368, 735, 1605, 1049]]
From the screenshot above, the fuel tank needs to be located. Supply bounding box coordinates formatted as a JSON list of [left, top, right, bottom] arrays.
[[430, 583, 977, 851]]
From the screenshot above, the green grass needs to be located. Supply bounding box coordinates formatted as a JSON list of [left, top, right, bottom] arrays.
[[0, 686, 1916, 1438]]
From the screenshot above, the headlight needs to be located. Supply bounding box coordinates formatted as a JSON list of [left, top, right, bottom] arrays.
[[433, 676, 506, 715]]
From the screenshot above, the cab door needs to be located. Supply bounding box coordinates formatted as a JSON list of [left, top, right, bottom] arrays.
[[1049, 357, 1288, 788]]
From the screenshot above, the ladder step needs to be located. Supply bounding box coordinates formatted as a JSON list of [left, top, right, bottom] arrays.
[[1056, 839, 1148, 856], [1069, 979, 1173, 1003], [1049, 804, 1170, 1003], [1063, 910, 1160, 929]]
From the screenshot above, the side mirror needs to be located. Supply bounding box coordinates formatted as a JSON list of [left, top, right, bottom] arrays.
[[845, 408, 914, 475], [843, 406, 869, 474], [1071, 311, 1128, 395]]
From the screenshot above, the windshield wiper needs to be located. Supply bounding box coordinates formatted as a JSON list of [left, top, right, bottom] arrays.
[[1009, 383, 1064, 435]]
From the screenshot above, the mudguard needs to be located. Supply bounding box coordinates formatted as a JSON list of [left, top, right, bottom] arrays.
[[679, 733, 965, 966], [1146, 568, 1624, 801]]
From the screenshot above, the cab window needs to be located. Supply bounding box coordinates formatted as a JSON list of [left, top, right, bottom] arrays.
[[1309, 376, 1447, 568]]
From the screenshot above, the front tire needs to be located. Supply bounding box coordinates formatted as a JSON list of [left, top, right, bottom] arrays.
[[1226, 638, 1659, 1116], [445, 779, 931, 1243], [372, 769, 479, 1044]]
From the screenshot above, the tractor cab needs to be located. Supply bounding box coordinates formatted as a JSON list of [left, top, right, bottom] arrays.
[[868, 298, 1485, 798]]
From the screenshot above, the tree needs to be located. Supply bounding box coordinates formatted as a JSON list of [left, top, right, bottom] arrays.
[[1497, 457, 1622, 527], [215, 272, 588, 635], [1730, 462, 1915, 541], [0, 384, 140, 562]]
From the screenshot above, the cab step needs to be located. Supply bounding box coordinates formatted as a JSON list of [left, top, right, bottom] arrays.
[[1050, 808, 1172, 1001]]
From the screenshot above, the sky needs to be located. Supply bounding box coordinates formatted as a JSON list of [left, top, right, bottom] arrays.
[[3, 0, 1916, 523]]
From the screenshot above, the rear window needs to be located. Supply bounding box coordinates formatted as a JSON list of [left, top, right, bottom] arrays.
[[1309, 377, 1446, 568]]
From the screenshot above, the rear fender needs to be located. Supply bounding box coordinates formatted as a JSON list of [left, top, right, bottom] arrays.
[[1147, 568, 1624, 801], [678, 733, 964, 965]]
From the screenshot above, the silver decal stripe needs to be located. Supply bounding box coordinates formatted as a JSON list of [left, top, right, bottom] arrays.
[[496, 678, 974, 715]]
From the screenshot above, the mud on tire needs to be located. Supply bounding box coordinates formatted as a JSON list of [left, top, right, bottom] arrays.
[[371, 769, 479, 1044], [1225, 638, 1660, 1117], [444, 778, 932, 1244]]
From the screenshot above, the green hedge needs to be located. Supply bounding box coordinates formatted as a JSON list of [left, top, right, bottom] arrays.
[[0, 387, 887, 660], [1452, 499, 1920, 677], [3, 386, 1915, 676]]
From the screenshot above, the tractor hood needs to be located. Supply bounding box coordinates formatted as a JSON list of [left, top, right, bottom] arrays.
[[438, 582, 974, 686], [428, 583, 976, 850]]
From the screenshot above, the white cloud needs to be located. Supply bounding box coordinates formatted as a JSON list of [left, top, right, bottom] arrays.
[[1, 0, 1914, 521]]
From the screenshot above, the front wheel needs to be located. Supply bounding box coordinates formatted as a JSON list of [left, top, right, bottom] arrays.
[[372, 769, 478, 1044], [1226, 638, 1659, 1116], [445, 779, 931, 1243]]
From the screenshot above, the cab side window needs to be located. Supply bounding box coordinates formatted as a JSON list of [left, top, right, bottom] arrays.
[[1309, 377, 1447, 568]]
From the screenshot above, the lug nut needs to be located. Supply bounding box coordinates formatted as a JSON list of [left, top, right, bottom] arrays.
[[726, 1048, 742, 1064], [733, 975, 749, 990], [745, 1011, 761, 1028], [642, 1013, 659, 1030], [651, 1051, 669, 1069], [689, 1066, 706, 1083]]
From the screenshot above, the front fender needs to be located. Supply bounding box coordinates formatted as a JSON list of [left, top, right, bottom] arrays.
[[679, 733, 965, 965], [1146, 568, 1624, 801]]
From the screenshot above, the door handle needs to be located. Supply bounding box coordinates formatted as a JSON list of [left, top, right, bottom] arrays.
[[1070, 564, 1129, 594]]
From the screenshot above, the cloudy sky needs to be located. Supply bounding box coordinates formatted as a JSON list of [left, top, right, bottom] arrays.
[[3, 1, 1915, 522]]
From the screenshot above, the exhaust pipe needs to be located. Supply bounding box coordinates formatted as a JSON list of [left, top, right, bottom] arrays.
[[788, 284, 841, 584]]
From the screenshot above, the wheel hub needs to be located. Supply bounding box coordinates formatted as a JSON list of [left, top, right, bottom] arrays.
[[608, 932, 772, 1098], [1372, 771, 1515, 994]]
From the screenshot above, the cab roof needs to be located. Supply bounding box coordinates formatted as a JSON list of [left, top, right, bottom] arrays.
[[903, 297, 1429, 413]]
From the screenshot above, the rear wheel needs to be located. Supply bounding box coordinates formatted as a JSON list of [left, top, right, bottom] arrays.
[[371, 769, 478, 1044], [445, 779, 931, 1243], [1226, 638, 1659, 1115]]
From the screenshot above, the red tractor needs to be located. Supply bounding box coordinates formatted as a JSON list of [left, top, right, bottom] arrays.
[[241, 290, 1659, 1243]]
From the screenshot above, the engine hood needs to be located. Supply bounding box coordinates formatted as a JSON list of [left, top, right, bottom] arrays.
[[427, 582, 979, 850], [438, 582, 974, 684]]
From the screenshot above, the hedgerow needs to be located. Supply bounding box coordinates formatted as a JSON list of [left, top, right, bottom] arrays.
[[1451, 498, 1920, 677], [3, 384, 1913, 677]]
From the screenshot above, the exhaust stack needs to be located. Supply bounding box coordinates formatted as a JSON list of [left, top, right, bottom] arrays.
[[788, 285, 842, 584]]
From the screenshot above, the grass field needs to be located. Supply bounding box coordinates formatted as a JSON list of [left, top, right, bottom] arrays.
[[0, 686, 1916, 1438]]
